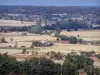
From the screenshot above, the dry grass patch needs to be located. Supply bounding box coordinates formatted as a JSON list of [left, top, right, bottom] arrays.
[[61, 30, 100, 41]]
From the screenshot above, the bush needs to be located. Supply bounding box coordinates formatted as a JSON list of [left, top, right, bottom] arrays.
[[50, 51, 63, 60], [21, 48, 27, 54], [49, 43, 54, 46], [59, 35, 69, 40], [9, 45, 12, 47], [69, 36, 77, 44], [65, 54, 94, 70], [0, 37, 7, 43], [31, 41, 54, 47]]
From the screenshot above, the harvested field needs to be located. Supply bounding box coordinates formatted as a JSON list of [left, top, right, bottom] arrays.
[[0, 19, 35, 26], [0, 31, 100, 54], [61, 30, 100, 41], [0, 30, 100, 67]]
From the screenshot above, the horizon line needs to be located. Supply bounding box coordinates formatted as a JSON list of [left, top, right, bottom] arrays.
[[0, 5, 100, 7]]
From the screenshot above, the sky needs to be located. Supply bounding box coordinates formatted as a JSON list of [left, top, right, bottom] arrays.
[[0, 0, 100, 6]]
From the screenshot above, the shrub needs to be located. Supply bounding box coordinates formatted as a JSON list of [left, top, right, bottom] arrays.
[[0, 37, 7, 43], [31, 41, 54, 47], [69, 36, 77, 44], [59, 35, 69, 40], [21, 48, 27, 54]]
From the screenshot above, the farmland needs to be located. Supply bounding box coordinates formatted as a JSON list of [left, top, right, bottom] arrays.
[[0, 30, 100, 67], [0, 30, 100, 54], [0, 19, 35, 26], [61, 30, 100, 41], [0, 5, 100, 75]]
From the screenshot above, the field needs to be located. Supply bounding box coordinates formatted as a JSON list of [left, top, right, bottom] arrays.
[[61, 30, 100, 41], [0, 19, 35, 26], [0, 30, 100, 54], [0, 30, 100, 67]]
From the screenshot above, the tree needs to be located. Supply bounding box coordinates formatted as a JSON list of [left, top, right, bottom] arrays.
[[53, 63, 61, 75], [59, 35, 69, 40], [56, 19, 89, 31], [69, 36, 77, 44], [65, 54, 94, 69], [84, 65, 100, 75], [13, 61, 24, 75], [14, 41, 18, 48], [50, 51, 63, 60], [22, 57, 57, 75], [0, 53, 17, 75], [77, 39, 82, 44], [55, 24, 61, 37], [62, 59, 79, 75], [29, 17, 42, 34], [0, 37, 7, 43], [21, 48, 27, 54], [0, 53, 97, 75]]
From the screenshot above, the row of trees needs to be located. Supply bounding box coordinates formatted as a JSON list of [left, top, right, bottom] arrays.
[[0, 26, 28, 32], [43, 19, 90, 31], [59, 35, 82, 44], [0, 53, 100, 75], [0, 53, 61, 75], [56, 19, 90, 31], [0, 19, 99, 34]]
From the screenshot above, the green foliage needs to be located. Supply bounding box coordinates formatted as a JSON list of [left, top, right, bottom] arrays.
[[53, 63, 61, 75], [80, 51, 95, 57], [84, 65, 100, 75], [22, 57, 58, 75], [21, 48, 27, 54], [65, 54, 94, 70], [62, 53, 94, 75], [56, 19, 89, 30], [0, 53, 99, 75], [69, 36, 77, 44], [55, 25, 61, 37], [63, 60, 79, 75], [59, 35, 69, 40], [31, 41, 54, 47], [0, 53, 61, 75], [29, 18, 42, 34], [50, 51, 63, 60], [29, 25, 42, 34], [77, 39, 83, 44], [0, 53, 17, 75]]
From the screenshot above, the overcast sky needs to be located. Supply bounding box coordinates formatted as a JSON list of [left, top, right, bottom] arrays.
[[0, 0, 100, 6]]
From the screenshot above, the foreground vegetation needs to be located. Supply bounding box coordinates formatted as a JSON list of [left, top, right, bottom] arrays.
[[0, 53, 100, 75]]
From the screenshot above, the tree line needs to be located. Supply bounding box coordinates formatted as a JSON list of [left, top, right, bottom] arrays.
[[0, 52, 100, 75]]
